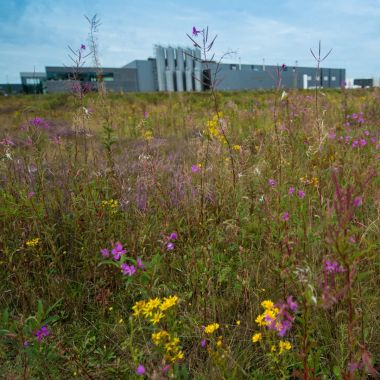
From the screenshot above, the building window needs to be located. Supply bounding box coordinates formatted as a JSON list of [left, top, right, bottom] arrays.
[[316, 76, 320, 81], [26, 78, 40, 85], [331, 76, 336, 81], [307, 76, 312, 80], [324, 76, 328, 81], [230, 64, 237, 70]]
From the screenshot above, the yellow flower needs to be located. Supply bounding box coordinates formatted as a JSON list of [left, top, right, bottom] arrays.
[[152, 330, 169, 345], [236, 320, 241, 326], [232, 144, 241, 151], [146, 297, 161, 310], [252, 333, 262, 343], [143, 130, 153, 141], [255, 314, 267, 327], [279, 340, 292, 354], [118, 318, 124, 324], [261, 300, 274, 310], [204, 323, 220, 334], [216, 336, 223, 348], [159, 295, 179, 311], [150, 311, 165, 325], [271, 345, 277, 353], [132, 300, 146, 317], [26, 237, 40, 248]]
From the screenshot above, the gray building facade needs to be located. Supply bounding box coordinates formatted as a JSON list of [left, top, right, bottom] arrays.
[[14, 45, 346, 94]]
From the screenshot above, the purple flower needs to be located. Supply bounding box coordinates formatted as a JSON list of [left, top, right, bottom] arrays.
[[200, 338, 207, 348], [137, 257, 145, 269], [298, 189, 305, 199], [27, 191, 36, 198], [29, 117, 49, 129], [136, 364, 146, 376], [288, 187, 295, 195], [192, 26, 201, 36], [100, 248, 110, 258], [268, 178, 276, 187], [162, 364, 171, 374], [23, 341, 30, 347], [80, 44, 86, 50], [191, 164, 201, 173], [144, 111, 149, 118], [353, 196, 362, 207], [324, 259, 345, 274], [359, 139, 367, 147], [166, 242, 174, 251], [121, 263, 136, 276], [352, 140, 359, 148], [286, 296, 298, 312], [111, 242, 126, 260], [169, 232, 178, 240], [281, 212, 289, 222], [35, 326, 49, 341]]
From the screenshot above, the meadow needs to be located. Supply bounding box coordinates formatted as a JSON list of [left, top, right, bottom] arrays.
[[0, 85, 379, 379]]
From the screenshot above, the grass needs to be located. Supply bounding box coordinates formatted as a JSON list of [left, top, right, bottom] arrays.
[[0, 88, 379, 379]]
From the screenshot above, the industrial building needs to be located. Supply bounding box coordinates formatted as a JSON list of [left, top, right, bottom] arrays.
[[3, 45, 347, 95]]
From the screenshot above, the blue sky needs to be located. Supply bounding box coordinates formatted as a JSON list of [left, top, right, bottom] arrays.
[[1, 0, 380, 83]]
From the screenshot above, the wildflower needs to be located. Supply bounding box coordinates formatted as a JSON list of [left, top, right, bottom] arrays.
[[191, 164, 202, 173], [27, 191, 36, 198], [236, 320, 241, 326], [261, 300, 274, 310], [29, 117, 49, 129], [353, 196, 362, 207], [111, 242, 126, 260], [167, 242, 174, 251], [152, 330, 169, 345], [136, 364, 146, 376], [286, 296, 298, 312], [169, 232, 178, 240], [281, 212, 290, 222], [121, 263, 136, 276], [268, 179, 276, 187], [35, 326, 50, 341], [150, 311, 165, 324], [216, 336, 223, 348], [232, 144, 241, 151], [100, 248, 109, 258], [23, 341, 30, 347], [26, 237, 40, 248], [255, 314, 267, 327], [278, 340, 292, 354], [144, 111, 149, 118], [270, 345, 277, 352], [192, 26, 201, 36], [159, 295, 179, 311], [143, 130, 153, 141], [132, 300, 146, 317], [137, 257, 145, 269], [204, 323, 220, 334], [200, 338, 207, 348], [252, 333, 262, 343], [324, 259, 345, 274], [288, 187, 295, 195], [162, 364, 171, 374], [298, 190, 306, 199], [118, 318, 124, 324]]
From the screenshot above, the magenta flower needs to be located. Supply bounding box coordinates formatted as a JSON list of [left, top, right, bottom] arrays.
[[121, 263, 136, 276], [281, 212, 289, 222], [353, 196, 362, 207], [288, 187, 295, 195], [35, 326, 49, 341], [191, 164, 201, 173], [200, 338, 207, 348], [136, 364, 146, 376], [167, 242, 174, 251], [298, 189, 305, 198], [268, 178, 276, 187], [286, 296, 298, 312], [162, 364, 171, 374], [137, 257, 145, 269], [29, 117, 49, 129], [169, 232, 178, 240], [324, 259, 345, 274], [359, 139, 367, 147], [192, 26, 201, 36], [111, 242, 126, 260], [100, 248, 110, 258]]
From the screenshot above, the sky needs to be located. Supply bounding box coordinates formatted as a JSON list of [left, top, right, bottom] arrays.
[[1, 0, 380, 83]]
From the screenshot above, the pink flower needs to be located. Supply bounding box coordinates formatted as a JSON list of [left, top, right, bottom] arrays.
[[136, 364, 146, 376], [268, 179, 276, 187], [288, 187, 295, 195], [100, 248, 110, 258], [121, 263, 136, 276], [169, 232, 178, 240], [167, 242, 174, 251], [137, 257, 145, 269], [111, 242, 126, 260], [191, 164, 201, 173], [298, 190, 305, 198], [353, 196, 362, 207], [27, 191, 36, 198], [281, 212, 289, 222], [35, 326, 50, 341]]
